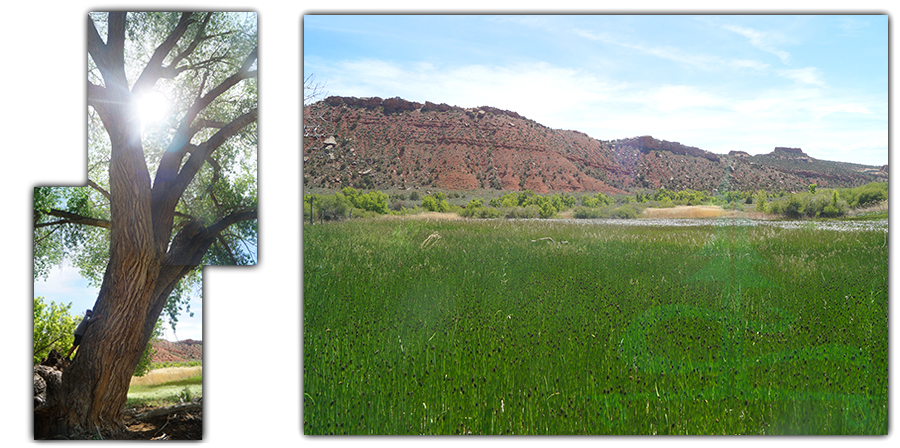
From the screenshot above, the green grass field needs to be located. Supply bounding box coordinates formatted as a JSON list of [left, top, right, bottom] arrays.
[[126, 368, 203, 408], [303, 218, 887, 434]]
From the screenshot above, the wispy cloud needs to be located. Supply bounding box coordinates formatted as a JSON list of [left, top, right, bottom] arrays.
[[721, 24, 792, 64], [573, 27, 767, 74], [778, 67, 825, 86], [311, 55, 881, 149], [574, 28, 712, 69], [305, 15, 886, 165], [314, 58, 627, 127], [837, 16, 872, 36]]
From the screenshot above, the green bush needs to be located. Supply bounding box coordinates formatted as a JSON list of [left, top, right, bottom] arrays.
[[460, 206, 502, 219], [767, 189, 851, 219], [421, 194, 450, 212], [503, 205, 540, 219], [586, 192, 614, 207], [320, 194, 353, 220], [573, 203, 645, 219], [841, 182, 887, 207], [355, 191, 390, 214], [573, 206, 605, 219], [611, 203, 642, 219]]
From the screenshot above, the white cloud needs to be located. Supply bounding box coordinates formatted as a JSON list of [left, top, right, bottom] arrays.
[[731, 95, 778, 116], [33, 260, 98, 305], [810, 103, 872, 116], [315, 58, 628, 129], [640, 85, 725, 113], [309, 55, 885, 165]]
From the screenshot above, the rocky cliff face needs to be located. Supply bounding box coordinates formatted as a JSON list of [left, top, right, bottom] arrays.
[[151, 339, 202, 363], [303, 96, 886, 194]]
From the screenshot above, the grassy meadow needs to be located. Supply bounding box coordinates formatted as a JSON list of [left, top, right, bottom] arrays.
[[126, 366, 203, 408], [302, 217, 887, 434]]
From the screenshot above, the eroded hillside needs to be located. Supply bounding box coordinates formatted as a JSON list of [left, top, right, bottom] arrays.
[[303, 96, 886, 194]]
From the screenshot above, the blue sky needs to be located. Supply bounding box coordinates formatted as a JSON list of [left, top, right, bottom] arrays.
[[33, 262, 203, 342], [304, 15, 887, 166]]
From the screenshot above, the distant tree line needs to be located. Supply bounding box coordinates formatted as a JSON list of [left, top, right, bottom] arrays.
[[302, 182, 887, 223], [762, 182, 887, 218]]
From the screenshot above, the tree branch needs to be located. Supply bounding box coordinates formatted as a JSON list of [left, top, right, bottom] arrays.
[[216, 234, 238, 265], [165, 46, 257, 156], [87, 13, 128, 89], [206, 207, 256, 236], [166, 13, 213, 70], [172, 108, 257, 196], [150, 41, 256, 255], [86, 82, 109, 115], [87, 179, 111, 201], [153, 47, 257, 198], [132, 12, 195, 97], [37, 209, 111, 229]]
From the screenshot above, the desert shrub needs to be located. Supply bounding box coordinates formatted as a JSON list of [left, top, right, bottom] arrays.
[[654, 198, 676, 208], [841, 182, 887, 208], [318, 194, 353, 221], [755, 190, 768, 212], [573, 206, 605, 219], [503, 205, 540, 219], [350, 208, 381, 219], [390, 200, 408, 212], [675, 189, 711, 205], [421, 194, 450, 212], [573, 202, 645, 219], [460, 206, 502, 219], [767, 190, 850, 218], [465, 198, 485, 209], [580, 192, 613, 208], [610, 203, 642, 219], [355, 191, 390, 214]]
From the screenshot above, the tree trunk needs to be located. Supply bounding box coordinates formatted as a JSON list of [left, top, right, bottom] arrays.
[[56, 260, 160, 436], [46, 24, 163, 432], [43, 127, 166, 437]]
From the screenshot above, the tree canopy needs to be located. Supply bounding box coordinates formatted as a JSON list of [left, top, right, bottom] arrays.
[[34, 12, 257, 331], [33, 297, 78, 364]]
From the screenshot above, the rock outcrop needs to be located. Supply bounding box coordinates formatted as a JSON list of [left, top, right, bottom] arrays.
[[303, 96, 886, 194]]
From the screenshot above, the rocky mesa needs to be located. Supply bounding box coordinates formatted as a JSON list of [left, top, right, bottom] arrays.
[[303, 96, 886, 194], [150, 339, 202, 364]]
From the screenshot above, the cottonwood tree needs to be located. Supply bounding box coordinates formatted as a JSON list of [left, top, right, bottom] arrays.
[[33, 12, 257, 438], [303, 73, 330, 138]]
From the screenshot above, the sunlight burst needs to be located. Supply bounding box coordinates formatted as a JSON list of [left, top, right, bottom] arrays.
[[135, 91, 170, 125]]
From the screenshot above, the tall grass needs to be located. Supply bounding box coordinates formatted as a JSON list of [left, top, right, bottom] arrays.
[[127, 367, 202, 408], [130, 366, 203, 387], [303, 218, 887, 434]]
